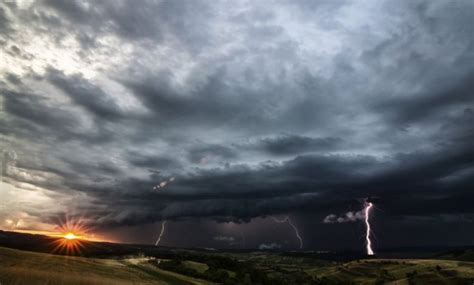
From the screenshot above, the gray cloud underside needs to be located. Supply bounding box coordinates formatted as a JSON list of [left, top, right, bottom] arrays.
[[0, 0, 473, 229]]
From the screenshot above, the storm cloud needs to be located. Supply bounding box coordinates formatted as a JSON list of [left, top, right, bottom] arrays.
[[0, 0, 473, 248]]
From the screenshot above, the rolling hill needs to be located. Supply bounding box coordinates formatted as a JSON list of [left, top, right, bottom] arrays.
[[0, 230, 473, 284], [0, 246, 212, 285]]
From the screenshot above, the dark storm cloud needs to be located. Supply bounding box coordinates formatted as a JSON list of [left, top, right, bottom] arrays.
[[121, 73, 276, 130], [251, 135, 342, 155], [128, 153, 181, 170], [41, 0, 213, 51], [47, 69, 125, 120], [1, 89, 80, 135], [41, 144, 472, 227], [188, 144, 238, 164], [0, 5, 11, 35], [376, 73, 474, 125], [0, 83, 115, 145], [1, 0, 474, 247], [4, 73, 21, 85]]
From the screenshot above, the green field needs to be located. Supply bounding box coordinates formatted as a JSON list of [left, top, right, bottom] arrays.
[[183, 260, 209, 273], [0, 246, 212, 285], [305, 259, 474, 284], [1, 245, 473, 284], [224, 252, 474, 284]]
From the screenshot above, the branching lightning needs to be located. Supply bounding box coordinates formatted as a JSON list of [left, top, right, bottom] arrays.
[[271, 216, 303, 249], [364, 201, 374, 255], [155, 220, 167, 246], [152, 176, 175, 246]]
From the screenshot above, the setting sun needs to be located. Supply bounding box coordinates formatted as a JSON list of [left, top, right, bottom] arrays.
[[53, 231, 86, 255], [63, 233, 78, 240]]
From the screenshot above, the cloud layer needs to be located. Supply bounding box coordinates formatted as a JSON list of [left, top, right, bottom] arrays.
[[0, 0, 473, 247]]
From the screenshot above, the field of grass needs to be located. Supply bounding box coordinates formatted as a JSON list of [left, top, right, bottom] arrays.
[[437, 248, 474, 262], [183, 260, 209, 274], [0, 246, 213, 285], [305, 258, 474, 284], [1, 244, 474, 285]]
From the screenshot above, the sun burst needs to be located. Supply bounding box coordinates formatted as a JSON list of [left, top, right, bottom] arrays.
[[63, 232, 78, 240], [49, 216, 93, 255]]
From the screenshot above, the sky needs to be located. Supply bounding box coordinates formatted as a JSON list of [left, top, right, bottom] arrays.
[[0, 0, 473, 250]]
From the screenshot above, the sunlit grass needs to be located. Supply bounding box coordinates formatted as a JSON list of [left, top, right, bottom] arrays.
[[0, 246, 213, 285]]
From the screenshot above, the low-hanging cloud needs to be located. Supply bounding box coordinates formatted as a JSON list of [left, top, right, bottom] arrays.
[[323, 210, 365, 224]]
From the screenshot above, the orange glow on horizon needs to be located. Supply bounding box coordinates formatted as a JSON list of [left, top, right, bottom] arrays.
[[11, 229, 106, 242], [50, 218, 93, 255], [8, 216, 114, 255], [5, 214, 124, 251], [54, 234, 85, 255]]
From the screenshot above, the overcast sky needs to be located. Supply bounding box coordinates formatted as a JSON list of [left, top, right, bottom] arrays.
[[1, 0, 473, 250]]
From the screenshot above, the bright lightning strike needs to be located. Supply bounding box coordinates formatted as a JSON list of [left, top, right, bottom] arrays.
[[364, 201, 374, 255], [155, 220, 167, 246], [271, 216, 303, 249], [152, 176, 175, 246]]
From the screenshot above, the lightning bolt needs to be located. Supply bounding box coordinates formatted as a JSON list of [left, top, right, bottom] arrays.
[[271, 216, 303, 249], [155, 220, 167, 246], [152, 176, 175, 246], [364, 201, 374, 255]]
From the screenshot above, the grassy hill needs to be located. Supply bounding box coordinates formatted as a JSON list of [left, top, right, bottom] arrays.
[[223, 252, 474, 284], [0, 230, 473, 285], [1, 245, 474, 284], [0, 246, 212, 285], [436, 248, 474, 262], [305, 259, 474, 284]]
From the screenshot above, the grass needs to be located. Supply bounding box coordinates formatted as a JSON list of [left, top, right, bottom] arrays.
[[183, 260, 209, 273], [305, 258, 474, 284], [1, 245, 473, 285], [0, 246, 213, 285]]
